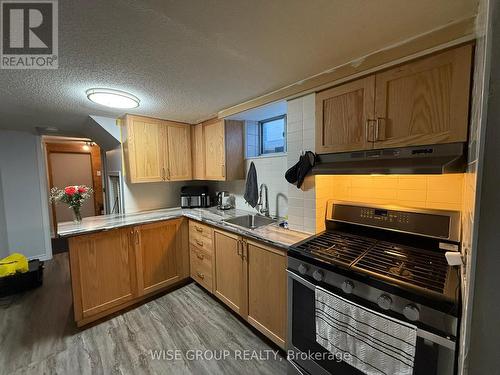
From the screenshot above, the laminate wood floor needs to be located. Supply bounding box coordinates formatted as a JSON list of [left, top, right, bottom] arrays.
[[0, 254, 287, 375]]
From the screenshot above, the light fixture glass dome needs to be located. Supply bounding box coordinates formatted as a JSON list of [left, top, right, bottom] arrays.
[[86, 88, 140, 109]]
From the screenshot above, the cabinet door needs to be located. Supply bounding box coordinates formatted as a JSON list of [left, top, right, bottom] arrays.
[[373, 45, 472, 148], [246, 240, 287, 348], [165, 123, 192, 181], [204, 119, 226, 180], [192, 123, 205, 180], [316, 76, 375, 154], [135, 219, 188, 295], [68, 228, 137, 321], [124, 116, 165, 183], [214, 230, 247, 315]]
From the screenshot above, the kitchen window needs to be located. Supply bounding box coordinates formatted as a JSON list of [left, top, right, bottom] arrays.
[[246, 115, 287, 158]]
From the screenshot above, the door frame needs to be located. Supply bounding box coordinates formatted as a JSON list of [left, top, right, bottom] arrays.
[[45, 141, 103, 234]]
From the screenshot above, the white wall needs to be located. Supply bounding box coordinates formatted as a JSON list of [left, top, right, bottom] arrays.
[[0, 170, 8, 259], [106, 146, 213, 213], [217, 155, 289, 217], [0, 130, 52, 260], [286, 93, 316, 233]]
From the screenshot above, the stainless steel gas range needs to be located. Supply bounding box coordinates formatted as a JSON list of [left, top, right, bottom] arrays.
[[287, 201, 461, 375]]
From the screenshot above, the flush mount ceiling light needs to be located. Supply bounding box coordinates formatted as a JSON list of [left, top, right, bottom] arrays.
[[86, 88, 140, 109]]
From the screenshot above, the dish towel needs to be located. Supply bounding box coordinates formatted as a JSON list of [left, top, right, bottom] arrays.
[[315, 286, 417, 375], [243, 161, 259, 208]]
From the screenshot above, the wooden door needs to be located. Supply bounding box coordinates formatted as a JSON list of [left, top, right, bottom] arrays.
[[68, 228, 137, 321], [135, 219, 188, 295], [246, 240, 287, 348], [214, 230, 247, 316], [316, 76, 375, 153], [124, 116, 165, 183], [203, 119, 226, 180], [191, 123, 205, 180], [373, 45, 472, 149], [165, 123, 192, 181]]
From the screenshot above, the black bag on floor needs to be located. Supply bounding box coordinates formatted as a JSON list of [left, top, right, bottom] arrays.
[[0, 260, 44, 297]]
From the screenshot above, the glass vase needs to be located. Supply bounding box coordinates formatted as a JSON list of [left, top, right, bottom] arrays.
[[72, 206, 83, 224]]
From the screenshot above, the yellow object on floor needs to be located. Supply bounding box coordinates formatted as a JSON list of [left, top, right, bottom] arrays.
[[0, 253, 29, 278]]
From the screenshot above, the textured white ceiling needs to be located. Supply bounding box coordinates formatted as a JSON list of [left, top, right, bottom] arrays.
[[0, 0, 477, 136]]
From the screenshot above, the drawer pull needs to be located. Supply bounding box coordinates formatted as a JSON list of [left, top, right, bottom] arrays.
[[195, 225, 203, 233], [195, 239, 204, 247], [196, 272, 205, 280], [196, 253, 204, 260]]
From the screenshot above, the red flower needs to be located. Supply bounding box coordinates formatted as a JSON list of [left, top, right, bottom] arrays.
[[77, 186, 87, 193], [65, 186, 77, 196]]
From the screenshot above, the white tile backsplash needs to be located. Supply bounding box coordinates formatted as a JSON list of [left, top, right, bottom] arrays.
[[287, 93, 316, 234]]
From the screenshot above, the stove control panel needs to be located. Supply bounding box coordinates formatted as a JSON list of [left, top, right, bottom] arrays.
[[360, 208, 409, 224], [331, 203, 457, 240]]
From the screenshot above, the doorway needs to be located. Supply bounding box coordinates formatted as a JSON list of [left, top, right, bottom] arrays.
[[44, 137, 105, 237]]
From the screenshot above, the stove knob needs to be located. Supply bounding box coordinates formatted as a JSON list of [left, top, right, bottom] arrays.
[[403, 304, 420, 321], [312, 270, 324, 282], [298, 264, 309, 275], [377, 294, 392, 310], [341, 280, 354, 294]]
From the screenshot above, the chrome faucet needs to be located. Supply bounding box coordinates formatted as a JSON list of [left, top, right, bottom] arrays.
[[257, 183, 270, 217]]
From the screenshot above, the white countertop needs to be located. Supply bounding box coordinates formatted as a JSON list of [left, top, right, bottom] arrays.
[[57, 207, 311, 249]]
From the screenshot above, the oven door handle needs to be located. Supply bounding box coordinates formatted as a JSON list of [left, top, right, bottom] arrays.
[[287, 269, 456, 351], [287, 269, 316, 290]]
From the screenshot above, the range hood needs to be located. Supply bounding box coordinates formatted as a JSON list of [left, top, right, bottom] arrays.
[[312, 143, 466, 175]]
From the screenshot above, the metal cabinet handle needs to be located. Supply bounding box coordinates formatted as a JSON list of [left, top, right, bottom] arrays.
[[221, 164, 225, 178], [375, 117, 385, 141], [365, 119, 376, 142], [167, 168, 171, 180], [196, 239, 204, 247], [236, 240, 242, 257], [135, 230, 140, 245], [161, 167, 165, 180], [196, 272, 205, 280], [241, 239, 247, 261]]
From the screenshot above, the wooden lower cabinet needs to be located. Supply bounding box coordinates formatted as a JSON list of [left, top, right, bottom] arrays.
[[68, 218, 189, 326], [69, 228, 137, 323], [210, 227, 287, 349], [246, 240, 287, 348], [135, 219, 189, 296], [213, 230, 248, 316]]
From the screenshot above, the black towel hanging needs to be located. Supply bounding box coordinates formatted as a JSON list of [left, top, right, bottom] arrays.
[[285, 151, 317, 188]]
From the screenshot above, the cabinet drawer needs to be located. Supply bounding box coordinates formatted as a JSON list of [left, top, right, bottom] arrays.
[[189, 230, 213, 252], [189, 220, 213, 240], [190, 246, 213, 291]]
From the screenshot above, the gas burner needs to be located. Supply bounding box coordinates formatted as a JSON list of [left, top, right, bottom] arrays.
[[388, 263, 414, 278]]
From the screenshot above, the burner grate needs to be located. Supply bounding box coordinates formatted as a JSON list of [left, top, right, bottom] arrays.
[[352, 242, 448, 293], [294, 231, 375, 266]]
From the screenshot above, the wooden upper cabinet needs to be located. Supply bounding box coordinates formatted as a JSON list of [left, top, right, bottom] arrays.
[[121, 115, 192, 183], [214, 230, 247, 316], [122, 115, 165, 183], [203, 119, 226, 180], [316, 76, 375, 153], [165, 123, 192, 181], [315, 44, 472, 154], [191, 123, 205, 180], [68, 228, 137, 321], [202, 118, 244, 181], [373, 45, 472, 148]]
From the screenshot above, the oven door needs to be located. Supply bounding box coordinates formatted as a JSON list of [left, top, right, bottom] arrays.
[[287, 270, 457, 375]]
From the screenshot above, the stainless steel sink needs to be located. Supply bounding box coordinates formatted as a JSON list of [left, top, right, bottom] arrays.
[[223, 214, 276, 229]]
